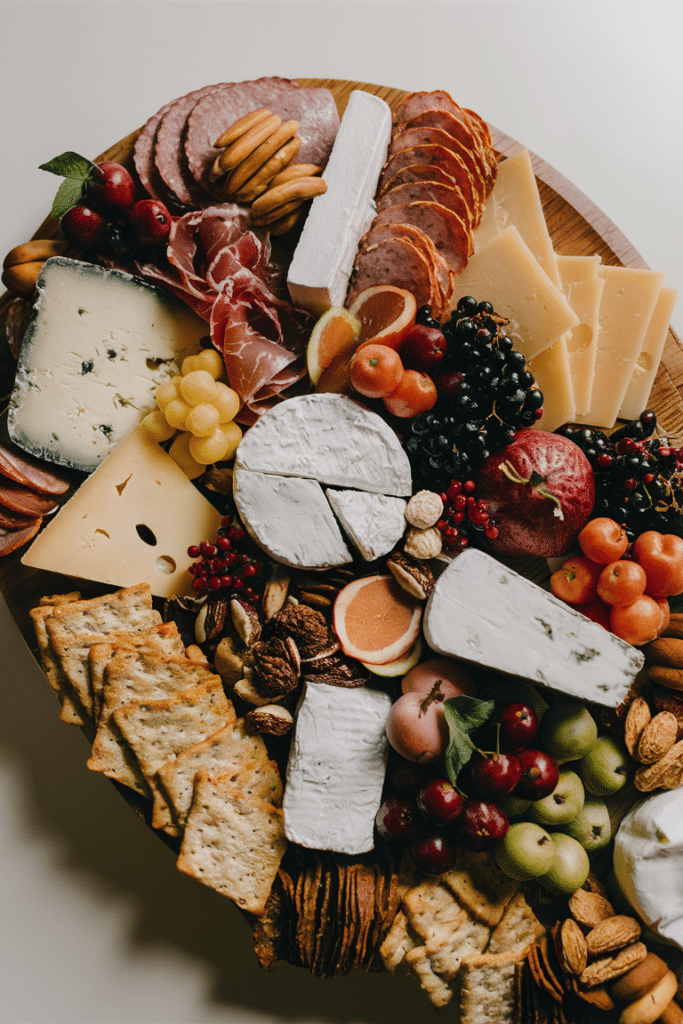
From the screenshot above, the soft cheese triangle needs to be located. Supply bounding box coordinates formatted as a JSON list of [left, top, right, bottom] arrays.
[[423, 548, 643, 706], [234, 393, 412, 496], [614, 789, 683, 949], [326, 488, 407, 561]]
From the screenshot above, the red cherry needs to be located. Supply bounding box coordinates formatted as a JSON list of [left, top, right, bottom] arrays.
[[458, 800, 509, 851], [515, 749, 559, 800], [498, 703, 539, 749], [417, 777, 465, 825], [128, 198, 172, 246], [60, 203, 106, 249], [400, 324, 447, 373], [409, 832, 458, 874], [86, 161, 136, 215], [375, 795, 421, 842], [389, 756, 432, 793], [470, 753, 522, 800]]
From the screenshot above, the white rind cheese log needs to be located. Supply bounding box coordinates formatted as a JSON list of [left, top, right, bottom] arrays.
[[234, 393, 412, 496], [423, 549, 643, 706], [284, 681, 391, 855], [286, 90, 392, 316]]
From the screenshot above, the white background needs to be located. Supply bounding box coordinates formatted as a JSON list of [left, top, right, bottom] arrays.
[[1, 2, 682, 1022]]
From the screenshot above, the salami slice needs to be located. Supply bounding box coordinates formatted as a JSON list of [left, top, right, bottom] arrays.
[[377, 162, 458, 196], [0, 519, 42, 556], [346, 236, 436, 311], [133, 103, 177, 206], [368, 202, 471, 274], [360, 222, 453, 319], [386, 130, 484, 213], [0, 479, 59, 517], [393, 90, 467, 126], [154, 83, 225, 208], [0, 437, 70, 496], [0, 505, 40, 530], [376, 181, 475, 250], [400, 110, 493, 194]]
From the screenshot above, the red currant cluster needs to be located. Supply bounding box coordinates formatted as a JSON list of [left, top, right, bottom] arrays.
[[61, 161, 172, 258], [187, 515, 264, 605], [436, 478, 499, 551]]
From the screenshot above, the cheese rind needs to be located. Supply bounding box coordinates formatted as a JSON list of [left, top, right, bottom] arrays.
[[21, 426, 223, 598], [423, 549, 643, 706], [8, 258, 206, 472], [326, 488, 406, 561], [287, 90, 392, 316], [283, 680, 391, 854]]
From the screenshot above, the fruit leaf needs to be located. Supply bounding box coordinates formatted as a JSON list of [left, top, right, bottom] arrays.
[[443, 695, 495, 788], [39, 151, 96, 219]]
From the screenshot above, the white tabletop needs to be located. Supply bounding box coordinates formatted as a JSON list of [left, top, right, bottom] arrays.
[[2, 3, 682, 1022]]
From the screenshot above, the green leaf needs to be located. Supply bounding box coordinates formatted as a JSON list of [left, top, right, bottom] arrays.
[[443, 695, 495, 788], [39, 151, 96, 179], [49, 177, 87, 219]]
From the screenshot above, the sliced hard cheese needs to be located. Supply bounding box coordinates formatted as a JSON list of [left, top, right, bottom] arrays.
[[326, 488, 407, 561], [234, 394, 412, 496], [620, 285, 678, 421], [451, 226, 579, 360], [423, 548, 643, 707], [575, 265, 665, 428], [233, 468, 352, 569], [284, 680, 391, 854], [528, 339, 575, 433], [22, 426, 222, 598], [8, 258, 205, 472], [287, 90, 392, 316], [556, 255, 604, 418]]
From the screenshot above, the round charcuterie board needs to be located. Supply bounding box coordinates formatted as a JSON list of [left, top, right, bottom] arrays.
[[1, 79, 683, 1020]]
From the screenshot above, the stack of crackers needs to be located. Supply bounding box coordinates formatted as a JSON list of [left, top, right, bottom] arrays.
[[379, 845, 546, 1018], [30, 583, 287, 916]]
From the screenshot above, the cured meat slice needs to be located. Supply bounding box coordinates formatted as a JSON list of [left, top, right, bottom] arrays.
[[393, 90, 467, 125], [0, 479, 58, 517], [0, 438, 70, 496], [376, 181, 475, 251], [0, 519, 42, 556], [154, 83, 224, 208], [369, 202, 471, 274], [133, 102, 178, 207], [386, 129, 484, 213], [185, 78, 339, 201], [377, 162, 457, 196], [0, 505, 40, 530], [346, 236, 436, 311], [360, 222, 453, 318]]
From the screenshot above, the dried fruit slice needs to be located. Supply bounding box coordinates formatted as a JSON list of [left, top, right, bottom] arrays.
[[306, 307, 360, 385], [333, 574, 422, 665], [346, 285, 417, 349]]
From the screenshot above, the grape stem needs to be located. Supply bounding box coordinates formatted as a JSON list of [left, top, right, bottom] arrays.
[[498, 460, 565, 520]]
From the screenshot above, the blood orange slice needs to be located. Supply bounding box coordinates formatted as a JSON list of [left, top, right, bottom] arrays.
[[333, 574, 422, 664], [362, 637, 423, 677], [306, 307, 360, 385], [347, 285, 417, 350]]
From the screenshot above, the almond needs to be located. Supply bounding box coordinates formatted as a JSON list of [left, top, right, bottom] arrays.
[[648, 665, 683, 691], [625, 695, 651, 757], [634, 738, 683, 792], [568, 887, 615, 928], [584, 915, 641, 956], [644, 636, 683, 666], [636, 711, 678, 763], [580, 941, 647, 987], [559, 918, 587, 975]]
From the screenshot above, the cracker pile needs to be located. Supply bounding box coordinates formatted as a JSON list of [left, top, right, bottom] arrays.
[[30, 583, 286, 916], [379, 845, 545, 1015]]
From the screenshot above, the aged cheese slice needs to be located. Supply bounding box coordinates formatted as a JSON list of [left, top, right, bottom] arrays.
[[451, 226, 579, 360], [232, 468, 352, 569], [22, 426, 223, 598], [528, 339, 575, 432], [8, 257, 206, 472], [234, 393, 412, 496], [619, 285, 678, 421], [556, 255, 604, 418], [287, 90, 392, 316], [575, 265, 665, 428], [423, 549, 643, 707], [326, 488, 407, 561], [284, 680, 391, 854]]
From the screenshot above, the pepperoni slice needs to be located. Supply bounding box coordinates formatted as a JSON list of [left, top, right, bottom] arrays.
[[0, 479, 58, 517], [0, 438, 70, 496], [0, 505, 40, 530], [0, 519, 42, 556]]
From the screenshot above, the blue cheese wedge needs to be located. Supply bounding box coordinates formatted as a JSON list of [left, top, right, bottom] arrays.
[[287, 90, 392, 316], [284, 681, 391, 854], [326, 488, 406, 561], [232, 468, 352, 569], [234, 394, 411, 496], [423, 548, 643, 706], [8, 257, 206, 472]]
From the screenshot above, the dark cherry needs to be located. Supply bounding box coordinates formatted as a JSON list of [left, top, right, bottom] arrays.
[[400, 324, 447, 373], [375, 795, 421, 842], [86, 161, 136, 215], [409, 832, 458, 874], [435, 370, 467, 399], [389, 756, 432, 793], [498, 703, 539, 749], [60, 203, 106, 249], [470, 752, 522, 800], [515, 749, 560, 800], [417, 777, 465, 825], [458, 800, 509, 851], [128, 198, 172, 246]]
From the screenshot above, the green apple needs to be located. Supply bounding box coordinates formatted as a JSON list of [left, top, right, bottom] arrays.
[[498, 793, 532, 819], [527, 769, 585, 826], [560, 798, 612, 853], [539, 833, 590, 895], [578, 735, 631, 797], [494, 821, 556, 881], [539, 698, 598, 764]]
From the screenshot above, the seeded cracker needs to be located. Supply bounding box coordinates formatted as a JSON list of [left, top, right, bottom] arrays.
[[403, 946, 453, 1007], [403, 880, 490, 980], [177, 770, 287, 916], [487, 889, 546, 957], [380, 910, 419, 974], [30, 594, 84, 723], [460, 950, 522, 1024], [87, 624, 185, 719]]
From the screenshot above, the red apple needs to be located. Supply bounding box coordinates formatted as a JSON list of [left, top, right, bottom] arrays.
[[474, 430, 595, 558]]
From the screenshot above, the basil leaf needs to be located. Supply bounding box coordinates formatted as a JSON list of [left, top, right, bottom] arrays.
[[39, 152, 96, 179], [49, 177, 87, 219], [443, 695, 494, 788]]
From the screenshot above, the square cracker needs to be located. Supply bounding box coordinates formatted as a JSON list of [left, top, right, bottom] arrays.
[[459, 950, 522, 1024], [402, 881, 490, 981], [379, 909, 419, 974], [403, 946, 453, 1008], [88, 623, 185, 719], [30, 594, 84, 723], [176, 771, 287, 916], [443, 846, 520, 927], [154, 719, 282, 834], [487, 889, 546, 957]]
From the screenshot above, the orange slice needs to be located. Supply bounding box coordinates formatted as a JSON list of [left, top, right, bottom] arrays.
[[347, 285, 417, 350], [333, 574, 422, 665], [306, 307, 360, 385], [362, 636, 423, 677]]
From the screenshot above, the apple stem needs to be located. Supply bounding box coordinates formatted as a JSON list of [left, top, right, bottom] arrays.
[[498, 460, 565, 521], [419, 681, 445, 716]]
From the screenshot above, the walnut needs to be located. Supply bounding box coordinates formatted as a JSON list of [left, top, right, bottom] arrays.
[[265, 602, 332, 659], [246, 704, 294, 736], [386, 552, 435, 601], [250, 637, 300, 697], [404, 526, 442, 560], [405, 490, 444, 530]]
